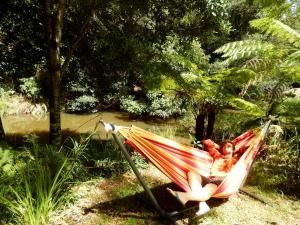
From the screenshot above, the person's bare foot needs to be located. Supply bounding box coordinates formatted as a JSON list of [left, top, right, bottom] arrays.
[[195, 201, 210, 216], [166, 188, 187, 206]]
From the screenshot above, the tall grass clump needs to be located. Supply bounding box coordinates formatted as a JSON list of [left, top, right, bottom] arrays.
[[1, 160, 68, 225], [247, 125, 300, 195], [0, 134, 89, 225]]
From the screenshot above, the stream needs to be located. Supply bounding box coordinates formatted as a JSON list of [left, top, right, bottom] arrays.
[[2, 111, 188, 144]]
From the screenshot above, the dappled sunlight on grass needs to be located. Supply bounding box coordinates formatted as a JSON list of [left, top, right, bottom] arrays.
[[50, 164, 300, 225]]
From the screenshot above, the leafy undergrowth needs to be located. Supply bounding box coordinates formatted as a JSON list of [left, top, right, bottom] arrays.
[[50, 165, 300, 225]]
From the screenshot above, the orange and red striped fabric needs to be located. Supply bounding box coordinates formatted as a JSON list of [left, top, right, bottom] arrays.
[[118, 126, 263, 198]]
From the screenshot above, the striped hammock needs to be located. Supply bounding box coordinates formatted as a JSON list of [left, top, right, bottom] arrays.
[[117, 125, 266, 199]]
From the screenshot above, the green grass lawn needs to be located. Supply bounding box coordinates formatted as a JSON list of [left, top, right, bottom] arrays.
[[50, 164, 300, 225]]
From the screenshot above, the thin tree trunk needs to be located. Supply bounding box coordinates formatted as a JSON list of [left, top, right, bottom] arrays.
[[0, 116, 5, 140], [44, 0, 97, 145], [206, 110, 216, 139], [49, 70, 62, 145], [195, 113, 206, 141], [44, 0, 65, 146]]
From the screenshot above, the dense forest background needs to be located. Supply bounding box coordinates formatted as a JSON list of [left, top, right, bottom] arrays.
[[1, 0, 299, 142], [0, 0, 300, 224]]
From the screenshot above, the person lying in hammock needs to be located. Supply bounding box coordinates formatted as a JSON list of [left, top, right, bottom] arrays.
[[167, 139, 239, 216]]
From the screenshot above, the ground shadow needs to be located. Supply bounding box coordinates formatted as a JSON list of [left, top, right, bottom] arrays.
[[85, 182, 227, 224]]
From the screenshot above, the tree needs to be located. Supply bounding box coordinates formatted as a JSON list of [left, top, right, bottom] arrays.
[[161, 38, 256, 141], [44, 0, 99, 145], [214, 16, 300, 123]]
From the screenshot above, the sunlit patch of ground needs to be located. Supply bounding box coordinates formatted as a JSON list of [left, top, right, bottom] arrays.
[[50, 164, 300, 225]]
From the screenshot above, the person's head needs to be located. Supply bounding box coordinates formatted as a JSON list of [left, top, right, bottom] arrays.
[[220, 141, 235, 156]]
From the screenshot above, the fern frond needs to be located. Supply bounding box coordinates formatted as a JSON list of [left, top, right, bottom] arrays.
[[164, 51, 212, 90], [250, 18, 300, 48], [283, 50, 300, 66], [164, 51, 205, 77], [282, 66, 300, 83], [227, 97, 265, 117], [243, 57, 270, 70], [214, 40, 274, 62], [266, 82, 290, 101]]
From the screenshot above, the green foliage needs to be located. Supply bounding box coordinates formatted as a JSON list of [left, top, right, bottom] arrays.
[[214, 39, 275, 63], [120, 95, 147, 117], [275, 95, 300, 123], [147, 91, 186, 118], [19, 76, 42, 100], [250, 18, 300, 48], [83, 138, 149, 177], [65, 94, 98, 113], [0, 135, 89, 224], [64, 70, 99, 113], [215, 16, 300, 121], [1, 160, 69, 225], [227, 97, 265, 117], [249, 126, 300, 192], [120, 91, 186, 119]]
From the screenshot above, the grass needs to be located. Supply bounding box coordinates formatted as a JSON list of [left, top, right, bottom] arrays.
[[1, 160, 69, 225], [49, 164, 300, 225]]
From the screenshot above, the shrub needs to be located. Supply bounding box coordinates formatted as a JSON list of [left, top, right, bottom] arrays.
[[120, 95, 147, 116], [65, 94, 98, 113], [19, 76, 42, 100], [120, 90, 186, 119]]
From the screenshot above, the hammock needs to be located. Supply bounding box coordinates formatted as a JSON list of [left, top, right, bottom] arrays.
[[116, 122, 269, 199]]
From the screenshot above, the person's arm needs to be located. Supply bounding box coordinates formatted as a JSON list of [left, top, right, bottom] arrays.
[[202, 139, 223, 159]]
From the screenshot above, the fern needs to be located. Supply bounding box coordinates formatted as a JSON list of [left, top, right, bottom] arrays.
[[227, 97, 265, 117], [243, 57, 270, 70], [250, 18, 300, 48], [214, 40, 274, 62], [164, 51, 212, 90], [283, 50, 300, 66]]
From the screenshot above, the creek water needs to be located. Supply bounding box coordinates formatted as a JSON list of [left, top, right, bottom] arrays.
[[2, 111, 188, 144]]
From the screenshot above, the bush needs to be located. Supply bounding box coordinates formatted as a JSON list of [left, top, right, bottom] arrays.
[[65, 94, 98, 113], [120, 90, 186, 119], [19, 76, 42, 100], [120, 95, 147, 116]]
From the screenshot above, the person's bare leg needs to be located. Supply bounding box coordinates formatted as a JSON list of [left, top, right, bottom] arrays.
[[167, 183, 217, 203], [188, 171, 212, 215], [167, 171, 217, 204], [187, 171, 203, 192], [166, 171, 203, 205]]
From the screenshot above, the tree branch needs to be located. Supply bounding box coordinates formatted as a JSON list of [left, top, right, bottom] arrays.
[[61, 0, 98, 77]]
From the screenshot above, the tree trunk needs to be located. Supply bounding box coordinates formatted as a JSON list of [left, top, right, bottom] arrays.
[[44, 0, 97, 145], [44, 0, 65, 146], [195, 113, 206, 141], [49, 70, 62, 145], [206, 110, 216, 139], [0, 116, 5, 140]]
